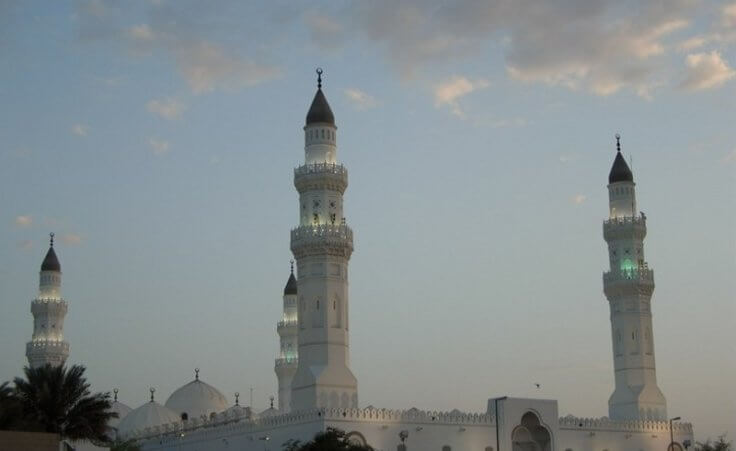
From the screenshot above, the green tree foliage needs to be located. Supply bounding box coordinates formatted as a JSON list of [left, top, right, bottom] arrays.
[[283, 428, 374, 451], [1, 364, 116, 443], [109, 438, 142, 451], [696, 435, 732, 451]]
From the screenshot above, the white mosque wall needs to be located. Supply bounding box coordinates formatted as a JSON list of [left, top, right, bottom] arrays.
[[133, 403, 693, 451]]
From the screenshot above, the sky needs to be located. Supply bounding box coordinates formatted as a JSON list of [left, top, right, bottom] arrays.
[[1, 0, 734, 441]]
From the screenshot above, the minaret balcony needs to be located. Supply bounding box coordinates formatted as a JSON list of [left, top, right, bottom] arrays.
[[275, 357, 298, 368], [603, 268, 655, 297], [26, 340, 70, 353], [294, 163, 348, 194], [291, 224, 353, 258], [277, 319, 298, 331], [603, 215, 647, 240]]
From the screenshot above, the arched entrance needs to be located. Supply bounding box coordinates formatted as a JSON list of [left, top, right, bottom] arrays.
[[511, 412, 552, 451]]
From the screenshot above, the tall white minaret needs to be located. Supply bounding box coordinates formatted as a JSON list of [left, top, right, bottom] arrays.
[[275, 261, 299, 412], [26, 233, 70, 368], [603, 135, 667, 420], [290, 69, 358, 411]]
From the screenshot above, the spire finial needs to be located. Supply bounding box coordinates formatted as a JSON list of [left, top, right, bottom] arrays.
[[615, 133, 621, 153], [113, 388, 119, 402], [269, 395, 274, 409], [195, 368, 200, 380], [316, 68, 323, 89], [149, 387, 155, 402], [290, 260, 294, 274], [49, 232, 55, 247], [235, 392, 240, 406]]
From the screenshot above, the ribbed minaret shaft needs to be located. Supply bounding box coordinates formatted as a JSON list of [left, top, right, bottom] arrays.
[[289, 70, 358, 411], [26, 233, 70, 368], [603, 136, 667, 420], [275, 263, 299, 412]]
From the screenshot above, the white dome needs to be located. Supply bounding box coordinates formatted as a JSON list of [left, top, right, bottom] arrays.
[[108, 400, 132, 428], [165, 375, 228, 420], [117, 400, 180, 439]]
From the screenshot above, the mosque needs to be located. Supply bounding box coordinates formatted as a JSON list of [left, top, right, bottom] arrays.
[[23, 71, 695, 451]]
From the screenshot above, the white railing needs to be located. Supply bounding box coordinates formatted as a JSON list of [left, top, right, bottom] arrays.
[[603, 267, 654, 284], [294, 162, 347, 176], [291, 224, 353, 244], [559, 415, 693, 433]]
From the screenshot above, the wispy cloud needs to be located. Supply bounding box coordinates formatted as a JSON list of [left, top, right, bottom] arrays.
[[148, 138, 170, 155], [175, 41, 281, 94], [72, 124, 89, 136], [344, 88, 377, 110], [146, 98, 185, 120], [19, 240, 33, 250], [60, 233, 82, 245], [680, 51, 735, 91], [305, 12, 344, 51], [15, 215, 32, 227], [722, 148, 736, 163], [572, 194, 587, 205], [433, 76, 489, 117]]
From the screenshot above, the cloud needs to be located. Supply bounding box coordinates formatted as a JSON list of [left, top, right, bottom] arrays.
[[175, 41, 281, 94], [572, 194, 587, 205], [60, 233, 82, 245], [723, 148, 736, 163], [72, 124, 89, 136], [19, 240, 33, 250], [680, 51, 735, 91], [338, 1, 697, 97], [148, 138, 170, 155], [127, 24, 156, 41], [433, 76, 489, 117], [76, 4, 282, 94], [723, 3, 736, 27], [305, 13, 344, 50], [15, 215, 32, 227], [677, 36, 707, 52], [344, 88, 377, 110], [146, 98, 185, 119]]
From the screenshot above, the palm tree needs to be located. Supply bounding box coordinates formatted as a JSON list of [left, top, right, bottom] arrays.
[[696, 436, 732, 451], [0, 381, 23, 430], [12, 364, 116, 442], [283, 428, 374, 451]]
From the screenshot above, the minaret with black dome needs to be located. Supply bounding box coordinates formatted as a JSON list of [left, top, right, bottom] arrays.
[[603, 135, 667, 420], [26, 233, 70, 368], [289, 69, 358, 410], [275, 261, 299, 411]]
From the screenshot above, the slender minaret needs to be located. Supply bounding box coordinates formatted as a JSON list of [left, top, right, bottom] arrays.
[[290, 69, 358, 410], [26, 233, 70, 368], [275, 261, 299, 411], [603, 135, 667, 420]]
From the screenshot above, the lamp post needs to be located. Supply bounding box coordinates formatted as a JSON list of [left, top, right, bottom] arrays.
[[495, 396, 508, 451], [669, 416, 681, 451]]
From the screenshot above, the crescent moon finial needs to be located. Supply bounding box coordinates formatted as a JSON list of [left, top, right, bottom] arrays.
[[316, 68, 323, 89]]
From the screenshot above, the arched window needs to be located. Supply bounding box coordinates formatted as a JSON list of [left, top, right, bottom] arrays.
[[321, 129, 325, 138], [486, 447, 495, 451], [442, 446, 452, 451]]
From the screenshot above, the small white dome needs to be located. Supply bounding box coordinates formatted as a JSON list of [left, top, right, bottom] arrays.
[[109, 400, 133, 428], [165, 372, 228, 420], [117, 400, 180, 439]]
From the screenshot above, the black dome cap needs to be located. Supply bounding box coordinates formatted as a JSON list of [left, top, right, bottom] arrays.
[[41, 234, 60, 272], [284, 261, 297, 295], [306, 88, 334, 125], [305, 68, 334, 125], [608, 134, 633, 183], [284, 273, 297, 295]]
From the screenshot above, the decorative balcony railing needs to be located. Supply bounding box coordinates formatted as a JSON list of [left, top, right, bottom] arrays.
[[294, 163, 348, 193], [603, 267, 654, 284], [275, 357, 298, 367], [290, 224, 353, 246], [603, 215, 645, 226], [294, 162, 347, 176], [277, 319, 298, 329]]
